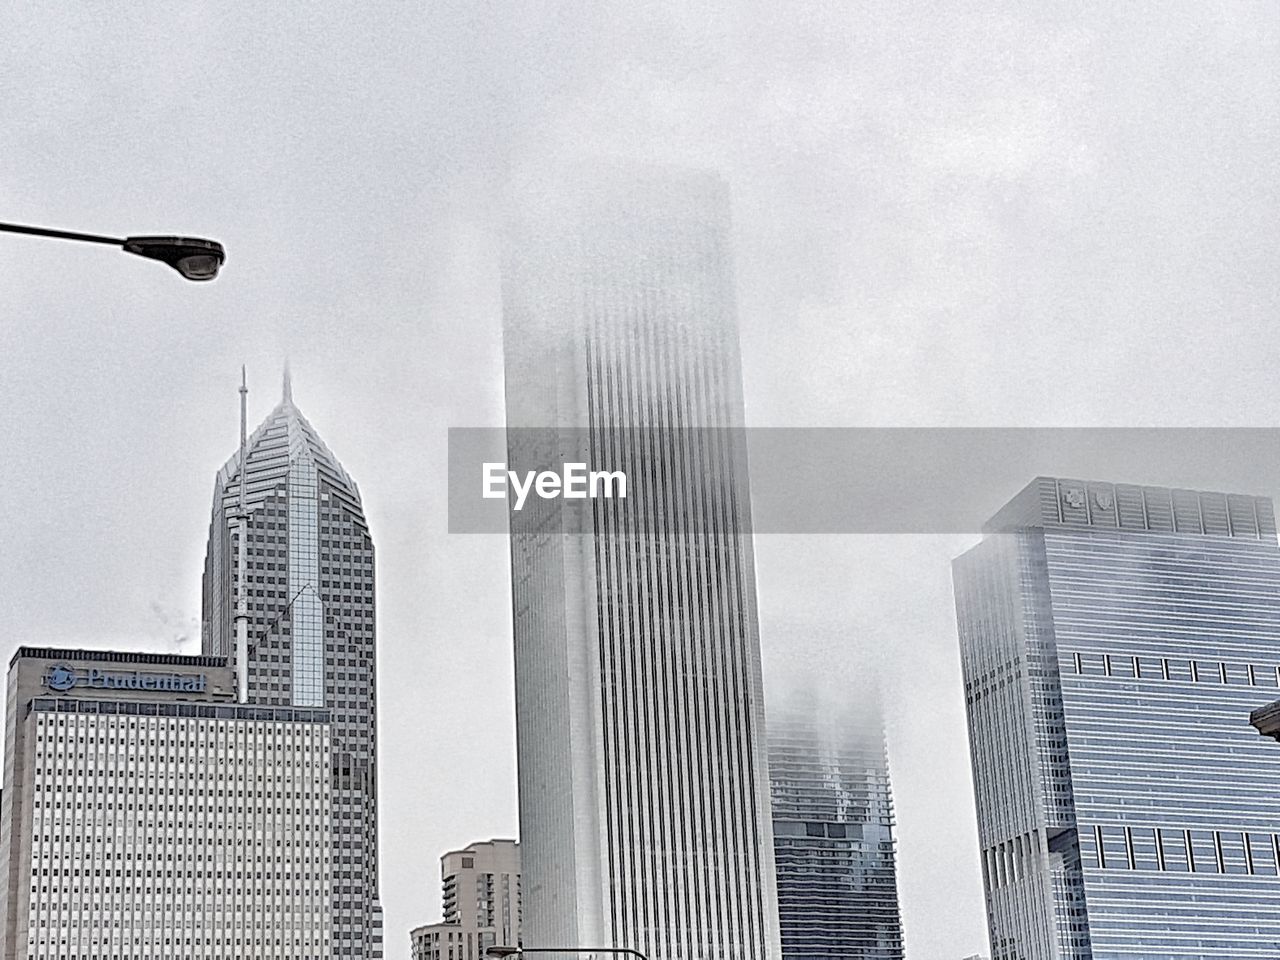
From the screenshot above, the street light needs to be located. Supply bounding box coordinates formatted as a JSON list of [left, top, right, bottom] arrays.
[[487, 946, 649, 960], [0, 220, 225, 281]]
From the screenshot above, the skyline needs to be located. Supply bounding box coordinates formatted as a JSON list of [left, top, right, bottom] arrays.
[[14, 373, 1280, 960], [4, 4, 1279, 959], [16, 370, 1280, 959]]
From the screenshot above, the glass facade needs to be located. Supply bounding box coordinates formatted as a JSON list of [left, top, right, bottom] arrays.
[[954, 477, 1280, 960], [288, 454, 325, 708]]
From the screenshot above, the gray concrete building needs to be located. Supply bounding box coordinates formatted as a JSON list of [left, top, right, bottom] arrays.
[[0, 646, 332, 960], [410, 839, 520, 960], [202, 372, 381, 958], [502, 164, 780, 960]]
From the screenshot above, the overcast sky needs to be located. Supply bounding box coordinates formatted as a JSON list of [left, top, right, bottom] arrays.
[[3, 3, 1279, 959]]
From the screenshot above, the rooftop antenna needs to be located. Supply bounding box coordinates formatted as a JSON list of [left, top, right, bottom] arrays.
[[234, 366, 250, 703]]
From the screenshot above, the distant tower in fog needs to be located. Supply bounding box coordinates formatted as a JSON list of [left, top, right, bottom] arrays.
[[768, 693, 905, 960], [501, 164, 781, 960], [202, 372, 383, 958]]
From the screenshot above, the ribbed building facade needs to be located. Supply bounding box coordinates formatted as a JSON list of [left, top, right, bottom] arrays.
[[501, 165, 780, 960], [202, 375, 381, 958], [768, 699, 904, 960], [954, 477, 1280, 960]]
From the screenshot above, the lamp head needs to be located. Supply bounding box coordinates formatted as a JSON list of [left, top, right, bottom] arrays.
[[122, 235, 225, 281]]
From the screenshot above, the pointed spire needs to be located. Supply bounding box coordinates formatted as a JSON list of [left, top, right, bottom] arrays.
[[282, 360, 293, 405]]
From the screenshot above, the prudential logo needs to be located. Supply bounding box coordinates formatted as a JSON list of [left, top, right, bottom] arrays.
[[45, 665, 77, 692], [41, 665, 208, 694]]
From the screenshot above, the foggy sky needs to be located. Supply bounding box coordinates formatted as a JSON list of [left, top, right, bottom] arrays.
[[3, 3, 1278, 959]]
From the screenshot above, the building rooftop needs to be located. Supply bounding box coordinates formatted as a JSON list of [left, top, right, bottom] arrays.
[[9, 645, 227, 670], [984, 475, 1277, 542]]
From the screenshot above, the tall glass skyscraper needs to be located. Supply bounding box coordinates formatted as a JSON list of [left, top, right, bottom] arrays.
[[202, 373, 382, 958], [953, 476, 1280, 959], [768, 695, 905, 960], [501, 164, 781, 960]]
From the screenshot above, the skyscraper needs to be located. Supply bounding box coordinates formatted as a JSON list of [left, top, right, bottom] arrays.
[[410, 839, 521, 960], [202, 373, 382, 958], [768, 695, 905, 960], [953, 476, 1280, 959], [501, 164, 780, 960]]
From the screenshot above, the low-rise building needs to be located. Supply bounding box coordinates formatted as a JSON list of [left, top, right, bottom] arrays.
[[411, 839, 520, 960]]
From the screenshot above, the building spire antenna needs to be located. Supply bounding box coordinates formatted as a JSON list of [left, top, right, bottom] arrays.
[[234, 366, 250, 704], [282, 360, 293, 404]]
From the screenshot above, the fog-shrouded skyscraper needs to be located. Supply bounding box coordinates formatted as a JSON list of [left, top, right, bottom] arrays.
[[501, 164, 780, 960], [953, 477, 1280, 960], [202, 373, 382, 958], [768, 693, 904, 960]]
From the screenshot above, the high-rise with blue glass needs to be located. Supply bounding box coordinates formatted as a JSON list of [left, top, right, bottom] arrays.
[[953, 476, 1280, 960], [203, 372, 382, 958]]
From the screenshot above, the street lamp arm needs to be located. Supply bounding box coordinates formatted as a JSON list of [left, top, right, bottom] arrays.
[[0, 221, 124, 246], [1, 219, 225, 281]]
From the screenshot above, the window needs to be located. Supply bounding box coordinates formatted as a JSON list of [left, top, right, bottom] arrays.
[[1136, 657, 1164, 680]]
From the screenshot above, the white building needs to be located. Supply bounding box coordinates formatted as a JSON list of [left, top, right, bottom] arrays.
[[501, 164, 780, 960], [410, 839, 520, 960], [0, 647, 332, 960]]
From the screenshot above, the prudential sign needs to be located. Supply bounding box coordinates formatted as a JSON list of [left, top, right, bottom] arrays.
[[43, 664, 207, 694]]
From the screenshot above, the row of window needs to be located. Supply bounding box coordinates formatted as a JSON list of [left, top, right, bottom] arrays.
[[30, 700, 331, 722], [1081, 824, 1280, 875], [984, 824, 1280, 886], [1066, 651, 1280, 688]]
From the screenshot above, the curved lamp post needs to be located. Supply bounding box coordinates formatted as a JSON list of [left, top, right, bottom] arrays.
[[1, 220, 225, 281], [487, 946, 649, 960]]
